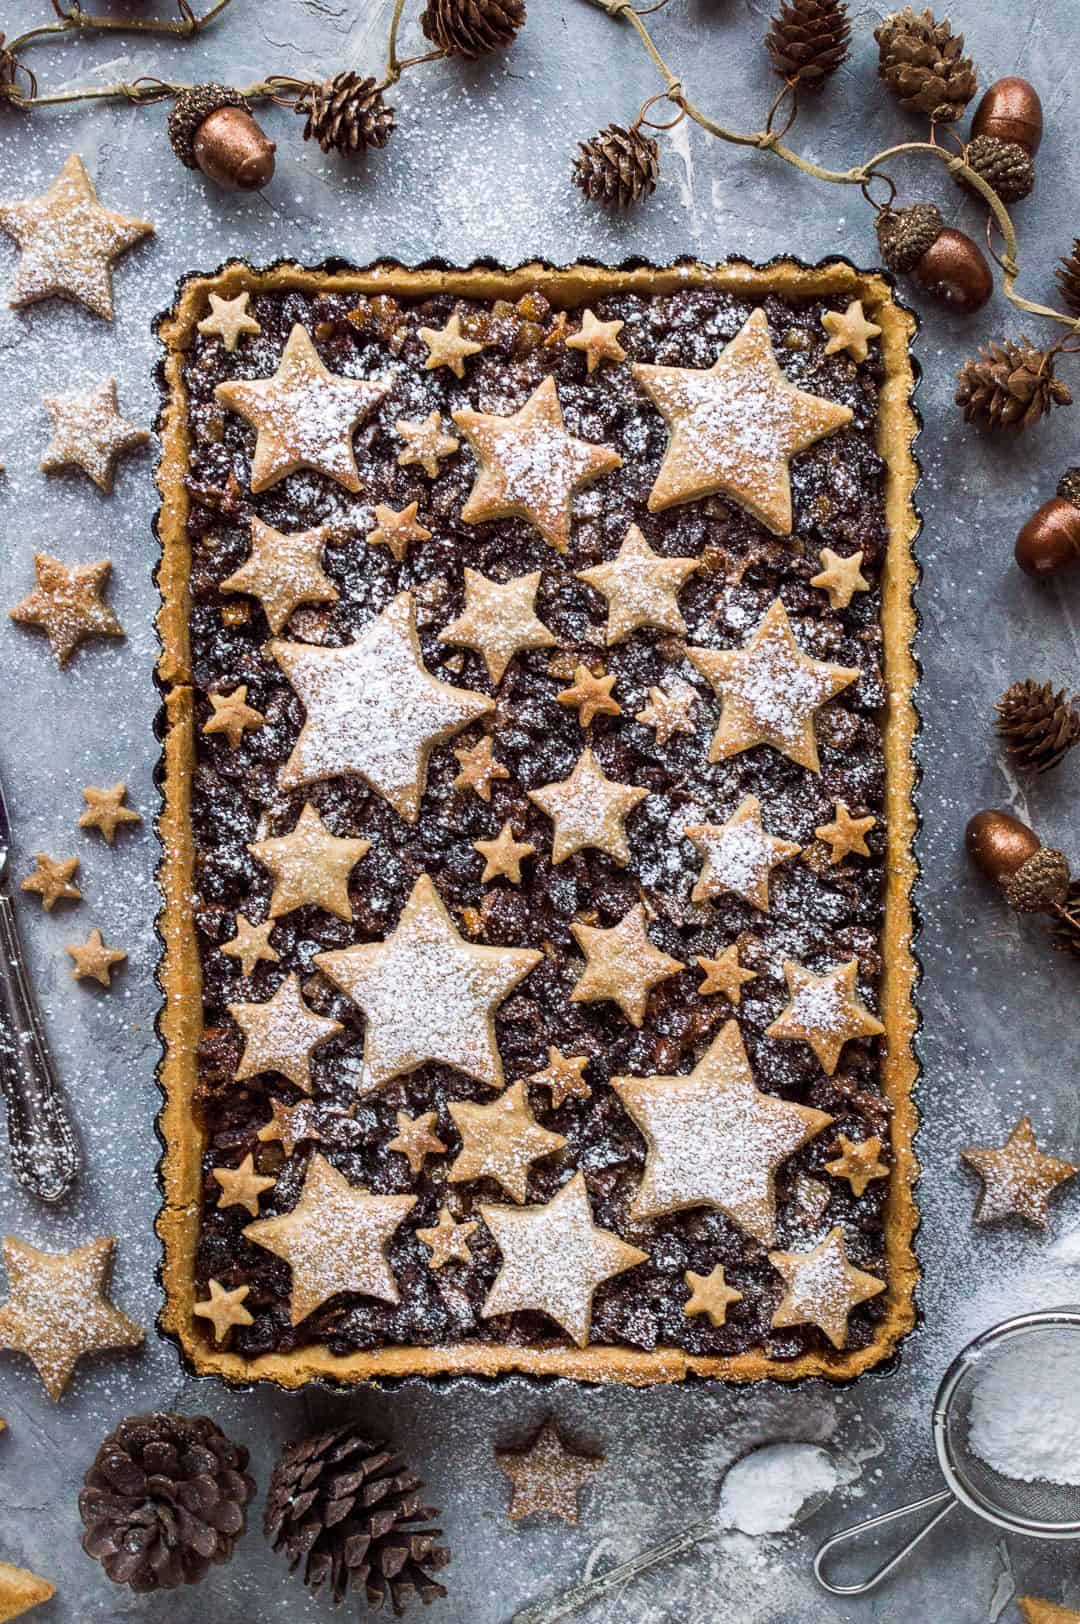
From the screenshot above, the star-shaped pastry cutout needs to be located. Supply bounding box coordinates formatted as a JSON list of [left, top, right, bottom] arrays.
[[417, 1207, 477, 1269], [475, 822, 535, 884], [632, 306, 853, 534], [769, 1226, 885, 1349], [684, 1265, 743, 1328], [635, 684, 696, 744], [0, 1560, 55, 1621], [198, 290, 261, 352], [0, 153, 152, 320], [766, 958, 885, 1076], [962, 1117, 1077, 1227], [496, 1418, 603, 1524], [567, 308, 627, 373], [419, 309, 486, 377], [250, 801, 371, 922], [529, 747, 647, 866], [228, 972, 343, 1094], [220, 518, 338, 635], [9, 553, 123, 666], [203, 686, 264, 750], [256, 1096, 322, 1160], [366, 500, 431, 562], [815, 800, 876, 863], [449, 1080, 567, 1203], [1020, 1600, 1080, 1624], [826, 1134, 889, 1198], [396, 411, 460, 477], [40, 377, 148, 493], [821, 299, 881, 363], [686, 795, 800, 912], [481, 1171, 646, 1346], [212, 1152, 275, 1217], [696, 944, 757, 1005], [216, 323, 387, 493], [453, 375, 622, 552], [556, 666, 621, 728], [21, 853, 80, 911], [79, 782, 140, 844], [272, 591, 493, 821], [0, 1235, 143, 1401], [810, 547, 870, 610], [244, 1154, 416, 1325], [577, 524, 700, 645], [66, 929, 126, 988], [614, 1020, 832, 1242], [193, 1279, 253, 1344], [315, 873, 540, 1092], [453, 735, 510, 801], [222, 913, 280, 978], [571, 904, 684, 1027], [438, 569, 556, 684], [529, 1046, 591, 1107], [388, 1109, 448, 1175], [687, 598, 858, 773]]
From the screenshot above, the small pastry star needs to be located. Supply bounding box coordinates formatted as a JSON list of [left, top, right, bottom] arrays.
[[449, 1080, 567, 1203], [216, 323, 387, 493], [419, 309, 486, 377], [821, 299, 881, 363], [228, 972, 343, 1094], [438, 569, 556, 684], [198, 290, 261, 352], [366, 500, 432, 562], [78, 782, 140, 844], [696, 943, 757, 1005], [635, 684, 697, 745], [250, 801, 371, 922], [577, 524, 700, 645], [684, 1265, 743, 1328], [769, 1227, 885, 1349], [529, 1046, 592, 1108], [0, 1560, 54, 1618], [66, 929, 126, 988], [396, 411, 460, 477], [567, 308, 627, 372], [555, 666, 621, 728], [388, 1109, 448, 1175], [571, 903, 684, 1027], [810, 547, 870, 610], [220, 518, 338, 635], [686, 795, 800, 912], [766, 958, 885, 1076], [0, 1235, 143, 1401], [21, 853, 80, 911], [9, 552, 123, 666], [417, 1207, 477, 1269], [529, 748, 647, 866], [826, 1134, 889, 1198], [815, 800, 876, 863], [1019, 1598, 1080, 1624], [221, 913, 280, 978], [203, 686, 265, 750], [454, 735, 510, 802], [212, 1152, 275, 1218], [496, 1418, 603, 1524], [193, 1279, 253, 1344], [962, 1117, 1077, 1227], [40, 377, 148, 493], [256, 1096, 321, 1160], [474, 822, 535, 884], [454, 375, 622, 552]]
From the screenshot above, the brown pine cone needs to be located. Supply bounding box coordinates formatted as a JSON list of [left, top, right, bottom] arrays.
[[421, 0, 526, 58], [875, 7, 977, 123], [573, 123, 659, 209], [1056, 238, 1080, 316], [1002, 847, 1071, 913], [296, 72, 395, 156], [956, 337, 1072, 432], [1052, 881, 1080, 956], [995, 680, 1080, 773], [0, 34, 21, 98], [765, 0, 851, 86], [963, 134, 1035, 203]]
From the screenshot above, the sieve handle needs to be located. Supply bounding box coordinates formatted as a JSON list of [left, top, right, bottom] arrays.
[[814, 1489, 957, 1595]]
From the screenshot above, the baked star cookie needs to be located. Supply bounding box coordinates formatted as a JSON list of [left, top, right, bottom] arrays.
[[0, 1560, 55, 1621], [249, 802, 370, 921], [570, 903, 684, 1026], [0, 1236, 143, 1401], [438, 569, 556, 684], [768, 1227, 885, 1349], [220, 518, 338, 634], [40, 378, 148, 492], [529, 747, 647, 866], [9, 553, 123, 666], [962, 1117, 1077, 1227], [686, 795, 800, 912], [496, 1418, 603, 1524], [448, 1080, 567, 1202], [577, 524, 699, 645], [228, 972, 343, 1093], [766, 958, 885, 1076]]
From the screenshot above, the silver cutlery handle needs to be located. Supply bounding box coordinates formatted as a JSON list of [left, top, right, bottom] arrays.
[[0, 893, 79, 1202]]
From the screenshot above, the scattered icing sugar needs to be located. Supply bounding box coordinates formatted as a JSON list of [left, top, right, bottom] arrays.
[[717, 1443, 840, 1535], [968, 1330, 1080, 1486], [694, 818, 786, 901], [787, 975, 847, 1034], [727, 622, 838, 745]]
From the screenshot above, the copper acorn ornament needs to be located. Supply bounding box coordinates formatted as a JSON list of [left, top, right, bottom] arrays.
[[965, 810, 1070, 914], [971, 76, 1043, 156], [1016, 469, 1080, 577], [168, 84, 276, 190], [875, 203, 992, 311]]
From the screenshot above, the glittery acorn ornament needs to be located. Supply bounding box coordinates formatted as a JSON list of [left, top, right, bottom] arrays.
[[875, 202, 992, 311], [168, 84, 276, 190], [1016, 469, 1080, 577]]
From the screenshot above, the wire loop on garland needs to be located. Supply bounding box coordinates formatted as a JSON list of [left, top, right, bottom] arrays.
[[635, 89, 684, 132]]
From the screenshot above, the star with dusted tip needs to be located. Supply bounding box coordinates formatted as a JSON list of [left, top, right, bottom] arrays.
[[696, 943, 757, 1005], [244, 1153, 415, 1325], [815, 800, 876, 863], [193, 1279, 253, 1344], [684, 1265, 743, 1328], [454, 375, 622, 552], [228, 971, 343, 1093], [419, 309, 486, 377], [66, 929, 126, 988], [417, 1207, 477, 1270], [272, 591, 492, 821], [962, 1117, 1077, 1227], [496, 1418, 603, 1524], [221, 913, 280, 978], [198, 290, 261, 352], [769, 1226, 885, 1349], [475, 822, 535, 885], [216, 323, 387, 493], [556, 666, 621, 728], [9, 552, 123, 666], [220, 518, 338, 635], [687, 795, 800, 912], [766, 958, 885, 1076], [439, 568, 556, 684], [0, 1235, 143, 1402], [821, 299, 881, 363], [635, 684, 696, 745], [570, 903, 684, 1027], [388, 1110, 447, 1176], [21, 853, 80, 911], [529, 747, 647, 866], [257, 1096, 322, 1160], [203, 686, 264, 750], [396, 411, 460, 477], [632, 306, 853, 534], [79, 782, 140, 844], [577, 524, 700, 645], [811, 547, 870, 610], [250, 801, 371, 922], [481, 1171, 647, 1347], [529, 1046, 591, 1108], [826, 1134, 889, 1198], [614, 1020, 832, 1242], [40, 377, 148, 493], [688, 598, 858, 773], [212, 1152, 275, 1218], [366, 500, 431, 562], [454, 735, 510, 802], [315, 873, 540, 1092], [449, 1080, 567, 1203], [567, 308, 626, 373]]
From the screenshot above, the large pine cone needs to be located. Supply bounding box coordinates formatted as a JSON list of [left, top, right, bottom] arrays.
[[996, 679, 1080, 773], [875, 7, 977, 123], [78, 1413, 255, 1593], [573, 123, 659, 209], [956, 337, 1072, 432], [297, 72, 395, 156], [963, 134, 1035, 203], [1056, 238, 1080, 316], [265, 1422, 451, 1612], [765, 0, 851, 86], [421, 0, 526, 58]]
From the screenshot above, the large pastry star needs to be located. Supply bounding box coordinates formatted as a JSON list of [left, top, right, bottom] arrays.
[[249, 801, 371, 922], [769, 1227, 884, 1349], [570, 903, 684, 1027], [529, 748, 647, 866], [577, 524, 700, 645], [614, 1020, 832, 1243], [453, 375, 622, 552], [220, 518, 338, 635], [632, 306, 853, 534], [480, 1171, 647, 1347], [0, 153, 153, 320], [448, 1080, 567, 1203], [215, 323, 387, 493], [961, 1117, 1077, 1228], [40, 377, 148, 493], [766, 958, 885, 1076], [686, 795, 800, 912], [315, 873, 541, 1092], [272, 591, 493, 822], [228, 972, 343, 1093], [688, 598, 858, 773], [438, 568, 556, 684], [0, 1236, 143, 1402], [9, 553, 124, 667], [244, 1154, 416, 1325]]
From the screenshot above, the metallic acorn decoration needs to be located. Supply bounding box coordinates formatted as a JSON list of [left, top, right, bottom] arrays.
[[168, 84, 276, 190]]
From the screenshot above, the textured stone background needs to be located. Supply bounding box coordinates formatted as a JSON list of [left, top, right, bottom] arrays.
[[1, 2, 1079, 1620]]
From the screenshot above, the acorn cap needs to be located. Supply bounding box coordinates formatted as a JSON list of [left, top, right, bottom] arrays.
[[876, 202, 944, 274], [1057, 467, 1080, 510], [169, 83, 253, 168], [1002, 847, 1071, 913]]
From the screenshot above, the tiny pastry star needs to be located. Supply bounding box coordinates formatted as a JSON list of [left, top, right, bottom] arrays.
[[453, 375, 622, 552], [570, 903, 684, 1027], [815, 800, 876, 862], [687, 598, 858, 773], [635, 684, 696, 745], [79, 782, 140, 844], [418, 309, 486, 377], [0, 152, 153, 320], [686, 795, 800, 912], [474, 822, 535, 885], [417, 1207, 477, 1269], [396, 411, 460, 477], [9, 552, 123, 666], [632, 306, 853, 534], [696, 944, 757, 1005], [577, 524, 700, 645], [388, 1109, 448, 1176], [66, 929, 126, 988], [40, 377, 148, 493], [221, 914, 280, 978], [0, 1235, 143, 1401], [193, 1280, 253, 1344], [769, 1226, 885, 1349], [556, 666, 621, 728], [961, 1117, 1077, 1227], [614, 1020, 831, 1242], [454, 735, 510, 802], [228, 971, 343, 1094], [821, 299, 882, 363], [529, 1046, 591, 1108], [244, 1153, 416, 1325], [481, 1171, 646, 1346], [496, 1418, 603, 1524], [0, 1560, 55, 1620], [438, 568, 556, 684], [366, 500, 431, 562], [212, 1152, 275, 1218], [220, 518, 338, 635], [1019, 1600, 1080, 1624], [256, 1096, 321, 1160], [529, 747, 647, 866], [198, 290, 261, 352], [315, 873, 540, 1092], [216, 323, 387, 493], [810, 547, 870, 610], [21, 854, 80, 911], [567, 308, 627, 373], [449, 1080, 567, 1203], [826, 1134, 889, 1197], [203, 686, 264, 750], [684, 1265, 743, 1328], [767, 958, 885, 1076], [249, 801, 371, 922]]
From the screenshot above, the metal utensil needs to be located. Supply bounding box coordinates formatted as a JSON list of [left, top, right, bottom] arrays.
[[0, 769, 79, 1202]]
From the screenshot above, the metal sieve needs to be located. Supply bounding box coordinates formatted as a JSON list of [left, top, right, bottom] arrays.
[[815, 1307, 1080, 1596]]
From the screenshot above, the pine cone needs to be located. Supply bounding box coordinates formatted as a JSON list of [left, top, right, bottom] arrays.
[[875, 7, 977, 123], [297, 72, 395, 156], [1056, 239, 1080, 316], [573, 123, 659, 209], [421, 0, 526, 58], [1058, 466, 1080, 509], [875, 202, 943, 275], [765, 0, 851, 86], [1052, 881, 1080, 956], [1002, 847, 1071, 913], [956, 337, 1072, 432], [0, 34, 20, 99], [996, 679, 1080, 773], [963, 134, 1035, 203], [78, 1413, 255, 1593], [265, 1422, 451, 1612]]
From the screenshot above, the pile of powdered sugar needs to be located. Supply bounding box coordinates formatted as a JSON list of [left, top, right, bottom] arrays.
[[968, 1329, 1080, 1486], [716, 1442, 840, 1535]]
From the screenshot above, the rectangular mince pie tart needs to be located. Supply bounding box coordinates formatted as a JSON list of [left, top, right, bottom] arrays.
[[156, 258, 920, 1387]]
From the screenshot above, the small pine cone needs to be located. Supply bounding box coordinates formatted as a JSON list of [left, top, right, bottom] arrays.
[[765, 0, 852, 86], [1002, 847, 1071, 913], [995, 679, 1080, 773], [1051, 881, 1080, 956], [573, 123, 659, 209], [875, 202, 943, 275], [875, 7, 977, 123], [0, 34, 20, 98], [1058, 466, 1080, 508], [265, 1422, 451, 1612], [297, 72, 395, 156], [79, 1413, 255, 1593], [421, 0, 526, 58], [963, 134, 1035, 203], [956, 337, 1073, 432], [1056, 239, 1080, 316]]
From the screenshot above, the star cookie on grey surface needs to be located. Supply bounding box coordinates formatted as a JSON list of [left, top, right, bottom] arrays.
[[79, 782, 140, 845], [21, 853, 80, 911], [570, 903, 684, 1027], [0, 1235, 143, 1402], [821, 299, 881, 363], [66, 929, 126, 988], [529, 748, 647, 866], [1019, 1598, 1080, 1624], [686, 795, 800, 912], [765, 958, 885, 1077], [40, 378, 148, 493], [9, 553, 123, 666], [496, 1418, 603, 1524], [448, 1080, 567, 1203], [438, 568, 556, 684], [220, 518, 338, 635], [228, 972, 343, 1094], [0, 1560, 55, 1620], [961, 1117, 1077, 1227], [577, 524, 699, 645], [198, 290, 261, 352], [250, 801, 371, 922], [769, 1226, 884, 1349]]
